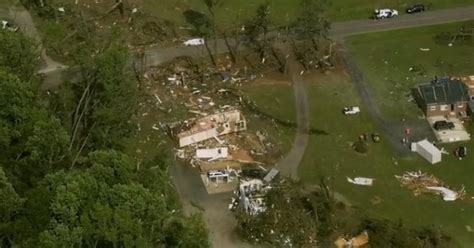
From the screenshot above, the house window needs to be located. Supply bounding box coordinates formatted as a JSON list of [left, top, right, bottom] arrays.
[[458, 103, 464, 108], [429, 106, 437, 111], [440, 105, 448, 111]]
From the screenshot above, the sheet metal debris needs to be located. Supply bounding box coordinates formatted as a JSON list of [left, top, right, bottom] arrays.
[[347, 177, 374, 186]]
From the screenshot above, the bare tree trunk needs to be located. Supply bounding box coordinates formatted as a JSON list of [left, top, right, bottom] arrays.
[[204, 40, 217, 66], [223, 32, 236, 63]]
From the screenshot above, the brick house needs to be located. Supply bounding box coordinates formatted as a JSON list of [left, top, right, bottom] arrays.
[[415, 77, 470, 117]]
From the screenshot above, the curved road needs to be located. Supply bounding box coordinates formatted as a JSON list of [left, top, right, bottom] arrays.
[[274, 48, 310, 180]]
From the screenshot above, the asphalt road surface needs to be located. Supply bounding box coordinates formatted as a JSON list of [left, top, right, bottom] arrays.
[[330, 6, 474, 38]]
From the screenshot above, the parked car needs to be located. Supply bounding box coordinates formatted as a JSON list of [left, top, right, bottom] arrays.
[[433, 120, 455, 131], [343, 106, 360, 115], [374, 9, 399, 19], [406, 4, 425, 14]]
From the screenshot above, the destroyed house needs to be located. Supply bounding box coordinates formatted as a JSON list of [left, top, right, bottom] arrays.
[[176, 110, 247, 147], [415, 77, 469, 117]]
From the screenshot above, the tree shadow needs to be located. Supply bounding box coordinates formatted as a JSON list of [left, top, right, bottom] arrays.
[[182, 10, 212, 37]]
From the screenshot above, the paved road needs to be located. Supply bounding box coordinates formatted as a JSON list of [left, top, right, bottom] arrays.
[[138, 6, 474, 69], [170, 160, 253, 248], [275, 48, 310, 180], [330, 6, 474, 38]]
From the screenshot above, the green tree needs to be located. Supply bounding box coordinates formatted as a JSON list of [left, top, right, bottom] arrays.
[[0, 30, 39, 81], [0, 70, 69, 191], [291, 0, 332, 69], [183, 9, 217, 66], [163, 214, 210, 247], [244, 2, 273, 61], [36, 150, 209, 247], [56, 43, 138, 159], [293, 0, 330, 46], [0, 168, 25, 246]]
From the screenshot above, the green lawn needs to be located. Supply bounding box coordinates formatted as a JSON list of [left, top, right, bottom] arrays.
[[243, 76, 296, 155], [348, 21, 474, 120], [142, 0, 473, 27], [297, 71, 474, 247]]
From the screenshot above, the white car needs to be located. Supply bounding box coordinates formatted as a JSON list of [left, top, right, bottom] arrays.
[[183, 38, 205, 46], [343, 106, 360, 115], [374, 9, 399, 19]]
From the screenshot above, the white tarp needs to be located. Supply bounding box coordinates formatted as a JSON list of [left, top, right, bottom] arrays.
[[411, 139, 442, 164], [426, 186, 458, 201], [347, 177, 374, 186], [183, 38, 205, 46], [196, 147, 228, 161]]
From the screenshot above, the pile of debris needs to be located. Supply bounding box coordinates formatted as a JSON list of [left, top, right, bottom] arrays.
[[229, 168, 279, 215], [334, 231, 369, 248], [395, 171, 466, 201], [168, 106, 282, 170]]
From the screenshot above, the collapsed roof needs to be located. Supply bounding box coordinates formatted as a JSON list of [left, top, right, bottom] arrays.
[[174, 110, 247, 147]]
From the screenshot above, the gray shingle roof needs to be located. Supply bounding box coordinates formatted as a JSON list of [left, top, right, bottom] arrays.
[[418, 77, 469, 105]]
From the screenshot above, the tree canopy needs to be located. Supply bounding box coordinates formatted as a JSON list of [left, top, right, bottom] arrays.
[[0, 30, 39, 81], [293, 0, 330, 41], [0, 23, 209, 248]]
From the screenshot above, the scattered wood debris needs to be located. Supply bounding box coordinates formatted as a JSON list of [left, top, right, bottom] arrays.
[[395, 171, 466, 201]]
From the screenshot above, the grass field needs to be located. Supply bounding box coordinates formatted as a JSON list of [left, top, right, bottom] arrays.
[[243, 74, 296, 155], [141, 0, 473, 28], [295, 70, 474, 246], [348, 21, 474, 120]]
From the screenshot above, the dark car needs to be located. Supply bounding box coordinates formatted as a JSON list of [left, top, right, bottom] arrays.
[[406, 4, 425, 13], [433, 120, 455, 131]]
